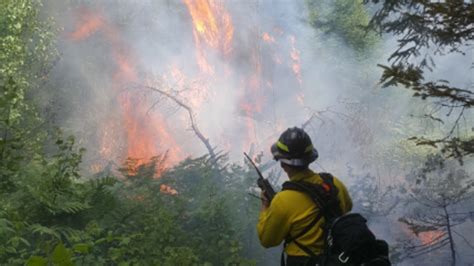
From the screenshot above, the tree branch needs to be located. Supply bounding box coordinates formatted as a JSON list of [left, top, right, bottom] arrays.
[[139, 84, 217, 162], [453, 230, 474, 251]]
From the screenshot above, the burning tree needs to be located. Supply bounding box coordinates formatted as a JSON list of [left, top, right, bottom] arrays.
[[397, 154, 474, 265]]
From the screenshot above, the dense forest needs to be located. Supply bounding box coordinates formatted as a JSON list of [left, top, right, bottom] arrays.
[[1, 0, 473, 265]]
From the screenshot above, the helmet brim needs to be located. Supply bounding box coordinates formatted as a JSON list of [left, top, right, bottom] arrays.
[[271, 143, 318, 166], [271, 143, 284, 160]]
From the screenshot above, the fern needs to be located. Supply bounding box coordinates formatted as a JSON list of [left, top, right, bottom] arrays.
[[6, 236, 30, 248], [0, 217, 15, 234], [90, 176, 117, 189], [55, 227, 83, 243], [56, 201, 91, 215], [30, 224, 60, 239]]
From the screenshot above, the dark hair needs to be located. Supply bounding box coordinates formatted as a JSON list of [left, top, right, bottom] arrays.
[[281, 162, 309, 172]]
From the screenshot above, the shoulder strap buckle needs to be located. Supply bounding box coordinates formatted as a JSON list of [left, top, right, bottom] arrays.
[[338, 252, 350, 263]]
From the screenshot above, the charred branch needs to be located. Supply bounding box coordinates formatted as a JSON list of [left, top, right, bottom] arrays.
[[301, 107, 333, 129], [139, 84, 217, 163], [301, 112, 317, 130]]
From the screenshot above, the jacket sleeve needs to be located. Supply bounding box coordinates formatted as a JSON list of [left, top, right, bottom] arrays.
[[256, 194, 291, 248]]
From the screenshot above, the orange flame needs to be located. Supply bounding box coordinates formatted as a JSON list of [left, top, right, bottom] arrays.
[[160, 184, 178, 195], [119, 94, 182, 169], [184, 0, 234, 74], [419, 230, 445, 246], [69, 9, 104, 41], [164, 66, 209, 110], [262, 32, 276, 44], [289, 35, 302, 85], [70, 8, 183, 176]]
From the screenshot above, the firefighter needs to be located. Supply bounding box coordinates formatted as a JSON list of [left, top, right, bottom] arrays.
[[257, 127, 353, 266]]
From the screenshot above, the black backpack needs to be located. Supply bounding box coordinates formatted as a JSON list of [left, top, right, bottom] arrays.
[[282, 173, 391, 266]]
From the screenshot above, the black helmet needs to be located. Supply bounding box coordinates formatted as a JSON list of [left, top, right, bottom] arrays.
[[271, 127, 318, 166]]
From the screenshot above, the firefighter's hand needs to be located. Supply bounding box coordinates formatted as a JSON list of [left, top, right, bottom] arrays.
[[260, 191, 269, 211]]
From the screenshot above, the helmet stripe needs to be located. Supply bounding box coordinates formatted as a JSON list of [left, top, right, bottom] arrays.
[[304, 144, 313, 153], [276, 141, 290, 152]]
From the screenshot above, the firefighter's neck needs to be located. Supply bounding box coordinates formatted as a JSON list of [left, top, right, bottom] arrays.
[[281, 163, 309, 180]]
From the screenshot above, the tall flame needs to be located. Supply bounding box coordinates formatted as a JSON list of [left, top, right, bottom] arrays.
[[289, 35, 302, 85], [184, 0, 234, 74]]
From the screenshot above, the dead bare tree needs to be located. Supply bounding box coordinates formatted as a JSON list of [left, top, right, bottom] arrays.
[[398, 154, 474, 265], [138, 83, 217, 162]]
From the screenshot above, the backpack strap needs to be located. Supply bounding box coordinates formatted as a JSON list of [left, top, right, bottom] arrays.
[[315, 173, 343, 265], [318, 173, 342, 218], [281, 173, 341, 261], [280, 201, 323, 266]]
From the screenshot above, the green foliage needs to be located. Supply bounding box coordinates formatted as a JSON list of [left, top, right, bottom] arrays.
[[159, 155, 261, 265], [1, 0, 56, 194], [366, 0, 474, 160], [367, 0, 473, 59], [306, 0, 379, 56], [1, 142, 262, 265], [0, 0, 57, 86]]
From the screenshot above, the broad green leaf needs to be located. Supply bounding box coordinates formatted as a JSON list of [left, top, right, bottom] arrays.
[[26, 256, 47, 266], [73, 243, 91, 254], [52, 243, 73, 266]]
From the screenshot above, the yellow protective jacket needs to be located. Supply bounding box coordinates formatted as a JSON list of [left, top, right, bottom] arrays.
[[257, 169, 352, 256]]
